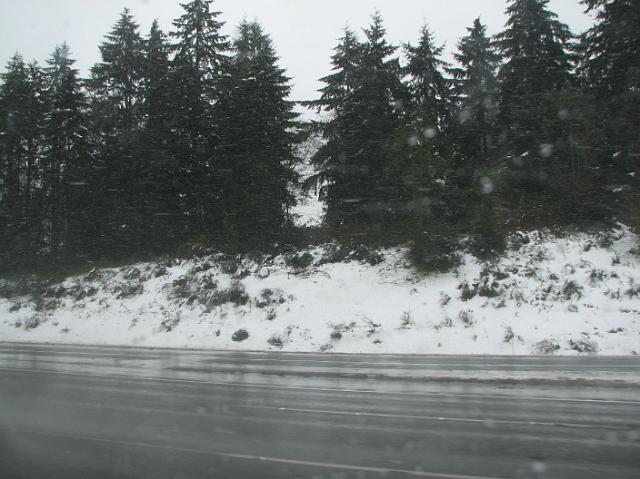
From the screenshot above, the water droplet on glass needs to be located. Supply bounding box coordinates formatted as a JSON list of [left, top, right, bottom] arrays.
[[480, 177, 494, 195], [540, 144, 554, 158], [423, 127, 437, 139]]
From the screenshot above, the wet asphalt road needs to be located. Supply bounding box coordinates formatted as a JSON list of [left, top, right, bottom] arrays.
[[0, 343, 639, 479]]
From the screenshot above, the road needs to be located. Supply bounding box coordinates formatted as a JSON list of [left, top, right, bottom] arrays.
[[0, 343, 638, 479]]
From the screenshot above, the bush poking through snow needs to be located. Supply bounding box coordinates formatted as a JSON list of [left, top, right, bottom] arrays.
[[255, 288, 286, 309], [23, 315, 42, 330], [159, 312, 181, 332], [232, 329, 249, 342], [458, 310, 475, 328], [562, 281, 583, 301], [532, 339, 561, 355], [286, 252, 314, 269], [267, 336, 284, 348], [399, 312, 414, 329], [439, 292, 452, 307], [318, 243, 383, 266], [329, 321, 356, 340], [114, 282, 144, 299], [569, 337, 598, 354], [363, 318, 381, 336], [504, 327, 515, 343], [209, 282, 250, 307]]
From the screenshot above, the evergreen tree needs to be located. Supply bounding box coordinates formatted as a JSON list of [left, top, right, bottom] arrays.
[[0, 55, 46, 261], [306, 27, 363, 217], [88, 8, 147, 256], [139, 20, 182, 251], [311, 14, 404, 225], [395, 24, 454, 195], [496, 0, 574, 153], [90, 8, 146, 134], [448, 18, 500, 166], [216, 20, 298, 247], [42, 44, 92, 257], [405, 25, 453, 133], [580, 0, 640, 227], [169, 0, 230, 235], [581, 0, 640, 98], [389, 26, 467, 269], [495, 0, 587, 225]]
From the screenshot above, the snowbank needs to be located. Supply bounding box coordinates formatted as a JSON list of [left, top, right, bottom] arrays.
[[1, 227, 639, 356]]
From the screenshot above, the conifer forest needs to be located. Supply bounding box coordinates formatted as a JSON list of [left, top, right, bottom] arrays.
[[1, 0, 638, 273]]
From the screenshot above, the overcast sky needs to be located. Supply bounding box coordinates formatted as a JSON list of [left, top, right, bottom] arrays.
[[1, 0, 593, 103]]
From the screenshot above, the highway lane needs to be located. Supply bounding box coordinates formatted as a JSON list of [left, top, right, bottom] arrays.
[[0, 343, 638, 478]]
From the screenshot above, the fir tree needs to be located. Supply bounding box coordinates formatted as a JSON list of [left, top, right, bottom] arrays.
[[88, 8, 147, 255], [448, 18, 500, 165], [497, 0, 574, 152], [42, 44, 92, 257], [311, 14, 404, 225], [216, 20, 298, 246], [139, 20, 182, 251], [90, 8, 146, 134], [0, 55, 46, 260], [169, 0, 230, 235], [580, 0, 640, 98], [405, 25, 453, 132]]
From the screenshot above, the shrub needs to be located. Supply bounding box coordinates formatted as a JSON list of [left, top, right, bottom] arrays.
[[409, 233, 461, 273], [503, 327, 515, 343], [532, 339, 561, 355], [23, 315, 41, 330], [255, 288, 286, 309], [562, 281, 583, 301], [232, 329, 249, 342], [399, 311, 414, 329], [114, 283, 144, 299], [286, 252, 314, 269], [458, 310, 475, 328], [159, 312, 181, 332], [267, 336, 284, 348], [569, 337, 598, 354], [459, 282, 477, 301], [209, 282, 250, 307]]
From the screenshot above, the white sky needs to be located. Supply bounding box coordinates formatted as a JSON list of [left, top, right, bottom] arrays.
[[1, 0, 593, 103]]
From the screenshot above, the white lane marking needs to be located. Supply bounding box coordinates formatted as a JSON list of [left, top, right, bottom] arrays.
[[242, 405, 627, 429], [1, 347, 637, 370], [2, 366, 640, 405], [2, 425, 507, 479]]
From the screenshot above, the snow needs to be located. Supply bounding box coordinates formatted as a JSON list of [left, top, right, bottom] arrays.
[[1, 226, 639, 357]]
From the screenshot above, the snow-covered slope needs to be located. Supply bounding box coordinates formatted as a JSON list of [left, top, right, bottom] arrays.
[[1, 227, 639, 355]]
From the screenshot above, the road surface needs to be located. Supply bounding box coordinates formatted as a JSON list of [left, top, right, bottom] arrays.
[[0, 342, 639, 478]]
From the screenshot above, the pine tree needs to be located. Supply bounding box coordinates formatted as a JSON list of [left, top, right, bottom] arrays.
[[216, 20, 298, 247], [580, 0, 640, 227], [139, 20, 182, 251], [90, 8, 146, 134], [405, 25, 453, 133], [307, 27, 364, 218], [388, 26, 467, 269], [42, 44, 92, 257], [169, 0, 230, 235], [0, 55, 46, 261], [395, 24, 454, 197], [497, 0, 574, 153], [448, 18, 500, 165], [310, 14, 404, 225], [0, 54, 31, 261], [88, 8, 147, 256], [580, 0, 640, 98]]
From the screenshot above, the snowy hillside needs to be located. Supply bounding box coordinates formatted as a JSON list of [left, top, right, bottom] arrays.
[[1, 227, 639, 356]]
